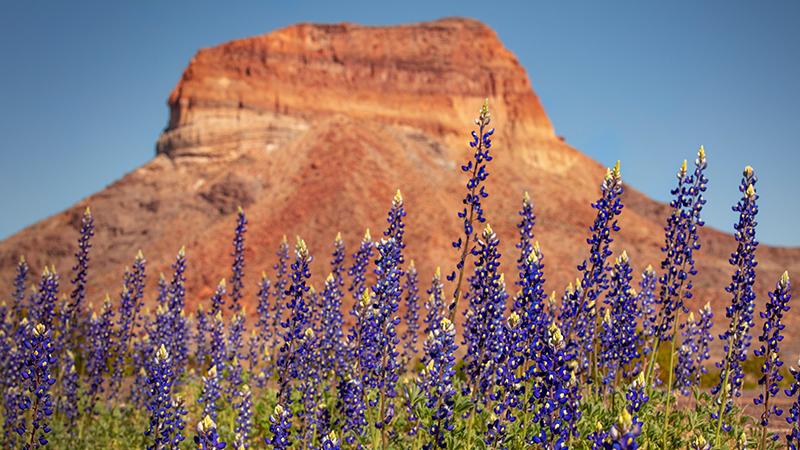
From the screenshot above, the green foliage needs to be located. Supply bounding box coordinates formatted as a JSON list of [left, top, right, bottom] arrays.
[[28, 369, 783, 449]]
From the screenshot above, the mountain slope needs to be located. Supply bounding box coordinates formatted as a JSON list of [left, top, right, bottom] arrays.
[[1, 18, 798, 353]]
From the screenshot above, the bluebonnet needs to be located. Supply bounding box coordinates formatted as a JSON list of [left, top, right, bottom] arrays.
[[208, 281, 228, 375], [320, 272, 344, 380], [648, 149, 708, 381], [59, 350, 80, 430], [497, 241, 547, 439], [198, 365, 222, 422], [423, 267, 445, 336], [266, 404, 292, 450], [636, 266, 658, 359], [194, 305, 209, 367], [31, 267, 59, 334], [65, 207, 94, 336], [194, 415, 226, 449], [690, 435, 712, 450], [322, 232, 347, 376], [252, 273, 272, 378], [463, 224, 506, 407], [276, 237, 313, 408], [513, 193, 547, 375], [599, 251, 639, 388], [571, 161, 624, 387], [110, 251, 147, 400], [330, 232, 347, 294], [448, 100, 494, 319], [348, 229, 374, 306], [246, 330, 261, 385], [385, 189, 406, 258], [166, 248, 189, 378], [626, 372, 649, 415], [321, 431, 341, 450], [674, 303, 714, 396], [418, 317, 457, 449], [298, 327, 322, 447], [129, 319, 152, 407], [786, 354, 800, 450], [362, 237, 403, 440], [234, 384, 253, 449], [229, 206, 247, 313], [604, 409, 642, 450], [339, 376, 368, 447], [400, 261, 421, 372], [144, 345, 186, 449], [11, 256, 29, 323], [558, 277, 584, 343], [516, 191, 536, 265], [588, 421, 609, 449], [713, 166, 758, 440], [529, 321, 581, 449], [308, 285, 321, 341], [85, 298, 114, 414], [486, 310, 524, 450], [754, 271, 791, 445], [269, 236, 290, 368], [3, 323, 25, 448], [17, 323, 56, 449], [226, 311, 245, 402], [346, 230, 373, 373]]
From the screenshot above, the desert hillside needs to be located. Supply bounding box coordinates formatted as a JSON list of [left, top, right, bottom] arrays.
[[1, 18, 798, 354]]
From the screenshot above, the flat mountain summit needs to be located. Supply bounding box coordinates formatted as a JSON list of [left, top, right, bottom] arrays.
[[1, 18, 798, 352]]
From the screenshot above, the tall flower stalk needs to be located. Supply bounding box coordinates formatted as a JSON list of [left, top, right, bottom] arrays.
[[646, 148, 708, 384], [18, 323, 56, 449], [448, 99, 494, 320], [65, 207, 94, 342], [400, 261, 421, 372], [568, 161, 624, 392], [755, 271, 791, 449], [713, 166, 759, 445]]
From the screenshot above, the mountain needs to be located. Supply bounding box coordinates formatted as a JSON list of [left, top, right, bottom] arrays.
[[1, 18, 798, 353]]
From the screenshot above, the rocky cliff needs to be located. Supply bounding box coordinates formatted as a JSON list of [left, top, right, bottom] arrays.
[[1, 18, 798, 353]]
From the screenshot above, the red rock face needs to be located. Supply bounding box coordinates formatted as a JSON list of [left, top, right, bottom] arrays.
[[1, 18, 799, 354]]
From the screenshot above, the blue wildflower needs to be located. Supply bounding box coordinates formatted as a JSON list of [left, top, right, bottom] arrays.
[[267, 404, 292, 450], [674, 303, 714, 396], [448, 100, 495, 319], [713, 166, 759, 441], [321, 431, 341, 450], [599, 251, 639, 388], [234, 384, 253, 448], [755, 271, 791, 445], [110, 251, 147, 400], [400, 260, 421, 372], [463, 224, 506, 407], [276, 237, 313, 409], [198, 365, 222, 423], [144, 345, 186, 449], [647, 149, 708, 381], [65, 207, 94, 337], [85, 298, 114, 414], [418, 317, 457, 449], [229, 207, 247, 313], [17, 323, 56, 449], [194, 415, 226, 449]]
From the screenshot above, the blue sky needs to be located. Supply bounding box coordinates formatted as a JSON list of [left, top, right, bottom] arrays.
[[1, 1, 798, 245]]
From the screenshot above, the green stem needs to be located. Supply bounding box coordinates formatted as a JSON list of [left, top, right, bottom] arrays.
[[661, 310, 680, 449], [448, 125, 484, 322], [714, 331, 736, 447], [465, 406, 476, 450], [758, 348, 773, 450]]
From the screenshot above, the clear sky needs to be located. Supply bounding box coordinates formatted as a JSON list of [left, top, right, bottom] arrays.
[[1, 1, 798, 245]]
